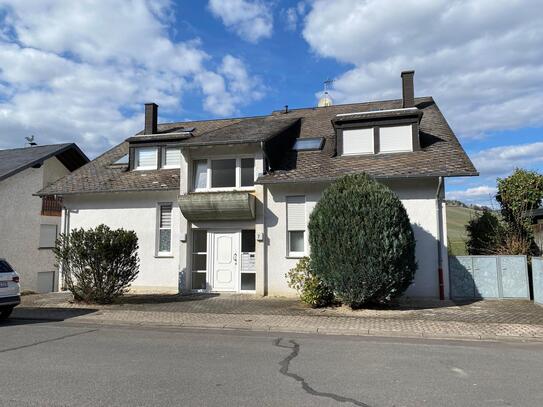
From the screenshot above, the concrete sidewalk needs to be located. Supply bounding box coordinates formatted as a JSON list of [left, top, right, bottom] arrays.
[[12, 292, 543, 341]]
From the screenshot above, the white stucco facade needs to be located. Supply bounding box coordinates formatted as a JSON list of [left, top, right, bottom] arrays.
[[0, 157, 70, 292], [59, 172, 449, 299], [263, 178, 448, 298], [62, 191, 181, 292]]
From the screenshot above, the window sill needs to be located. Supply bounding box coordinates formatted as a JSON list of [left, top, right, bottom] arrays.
[[155, 254, 174, 258], [286, 254, 306, 259], [192, 187, 256, 193]]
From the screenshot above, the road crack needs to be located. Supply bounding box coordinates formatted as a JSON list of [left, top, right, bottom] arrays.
[[0, 329, 98, 353], [274, 338, 371, 407]]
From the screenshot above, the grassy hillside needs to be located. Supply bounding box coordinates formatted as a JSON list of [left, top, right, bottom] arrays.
[[446, 205, 481, 255]]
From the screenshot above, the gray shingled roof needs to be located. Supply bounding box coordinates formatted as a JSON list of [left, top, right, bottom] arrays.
[[257, 97, 477, 183], [37, 118, 241, 196], [0, 143, 89, 182], [38, 97, 477, 196]]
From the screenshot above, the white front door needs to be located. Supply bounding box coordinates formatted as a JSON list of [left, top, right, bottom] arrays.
[[211, 231, 239, 292]]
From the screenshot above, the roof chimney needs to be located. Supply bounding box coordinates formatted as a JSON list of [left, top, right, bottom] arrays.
[[401, 70, 415, 108], [144, 103, 158, 135]]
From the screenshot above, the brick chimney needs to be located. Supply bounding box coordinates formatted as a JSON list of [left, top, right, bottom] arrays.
[[144, 103, 158, 135], [401, 70, 415, 108]]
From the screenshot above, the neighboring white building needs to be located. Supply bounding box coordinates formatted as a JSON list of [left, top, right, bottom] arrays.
[[0, 144, 88, 292], [39, 71, 477, 299]]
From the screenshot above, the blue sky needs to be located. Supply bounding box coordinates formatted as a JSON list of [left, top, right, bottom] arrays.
[[0, 0, 541, 205]]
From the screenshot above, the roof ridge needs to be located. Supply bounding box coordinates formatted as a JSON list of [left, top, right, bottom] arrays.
[[0, 142, 73, 153]]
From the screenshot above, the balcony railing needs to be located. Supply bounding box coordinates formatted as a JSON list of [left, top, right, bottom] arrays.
[[41, 196, 63, 217], [178, 191, 256, 221]]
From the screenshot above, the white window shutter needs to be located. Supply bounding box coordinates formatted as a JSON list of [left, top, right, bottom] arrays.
[[39, 224, 57, 248], [164, 148, 181, 167], [379, 125, 413, 153], [287, 196, 306, 231], [136, 147, 158, 169], [342, 128, 374, 155], [160, 205, 172, 228]]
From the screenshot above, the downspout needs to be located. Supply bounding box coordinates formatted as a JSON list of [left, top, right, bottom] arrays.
[[60, 204, 70, 291], [260, 141, 269, 295], [260, 141, 270, 174], [435, 176, 445, 300]]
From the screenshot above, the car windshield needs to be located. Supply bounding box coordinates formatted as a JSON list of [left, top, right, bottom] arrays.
[[0, 260, 14, 273]]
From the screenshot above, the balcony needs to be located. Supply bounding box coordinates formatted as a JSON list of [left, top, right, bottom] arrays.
[[178, 191, 255, 221], [41, 196, 63, 216]]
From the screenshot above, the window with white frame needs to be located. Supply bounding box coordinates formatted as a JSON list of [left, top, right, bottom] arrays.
[[240, 230, 256, 291], [191, 229, 207, 290], [286, 196, 306, 257], [192, 157, 255, 191], [135, 147, 158, 170], [162, 147, 181, 168], [39, 224, 58, 248], [342, 128, 374, 155], [211, 159, 236, 188], [157, 203, 172, 255], [379, 125, 413, 153]]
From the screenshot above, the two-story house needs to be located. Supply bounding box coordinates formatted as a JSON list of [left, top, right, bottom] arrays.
[[38, 71, 477, 299], [0, 143, 88, 292]]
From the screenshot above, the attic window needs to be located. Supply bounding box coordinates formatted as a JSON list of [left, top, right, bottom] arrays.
[[112, 154, 128, 165], [293, 137, 324, 151], [134, 147, 158, 170]]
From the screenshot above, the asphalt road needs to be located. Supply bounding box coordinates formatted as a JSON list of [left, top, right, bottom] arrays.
[[1, 320, 542, 407]]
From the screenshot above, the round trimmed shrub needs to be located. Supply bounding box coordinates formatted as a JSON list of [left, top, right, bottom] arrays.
[[308, 174, 416, 308]]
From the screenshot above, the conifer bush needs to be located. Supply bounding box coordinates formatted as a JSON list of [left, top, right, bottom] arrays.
[[308, 174, 416, 308]]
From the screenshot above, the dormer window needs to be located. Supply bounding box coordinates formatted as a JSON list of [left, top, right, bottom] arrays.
[[342, 128, 374, 155], [162, 147, 181, 168], [134, 147, 158, 170], [379, 125, 413, 153], [341, 125, 415, 155], [334, 107, 422, 156]]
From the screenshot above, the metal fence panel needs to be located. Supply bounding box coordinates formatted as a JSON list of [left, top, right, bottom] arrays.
[[534, 257, 543, 305], [449, 255, 529, 300], [473, 257, 499, 298], [500, 256, 529, 298], [449, 256, 475, 299]]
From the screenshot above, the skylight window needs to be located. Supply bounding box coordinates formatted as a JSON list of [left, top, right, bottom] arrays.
[[293, 138, 324, 151]]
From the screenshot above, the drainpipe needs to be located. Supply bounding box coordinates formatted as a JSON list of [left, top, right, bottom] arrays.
[[260, 141, 270, 174], [435, 176, 445, 300], [60, 204, 70, 291]]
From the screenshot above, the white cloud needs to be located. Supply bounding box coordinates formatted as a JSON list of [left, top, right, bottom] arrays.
[[447, 185, 497, 206], [196, 55, 265, 117], [302, 0, 543, 137], [208, 0, 273, 43], [0, 0, 264, 156], [446, 141, 543, 206], [471, 141, 543, 177]]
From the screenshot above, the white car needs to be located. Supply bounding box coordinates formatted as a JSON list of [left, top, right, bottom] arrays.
[[0, 259, 21, 320]]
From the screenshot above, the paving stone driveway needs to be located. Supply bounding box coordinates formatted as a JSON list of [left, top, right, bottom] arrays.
[[19, 292, 543, 325]]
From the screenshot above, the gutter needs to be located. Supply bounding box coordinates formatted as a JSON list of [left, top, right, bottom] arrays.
[[435, 176, 445, 300]]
